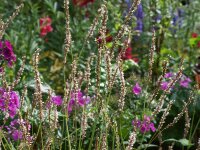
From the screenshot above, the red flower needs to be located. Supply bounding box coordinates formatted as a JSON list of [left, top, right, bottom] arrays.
[[197, 41, 200, 48], [192, 32, 198, 38], [39, 17, 53, 37], [121, 46, 139, 63], [97, 30, 113, 44], [73, 0, 95, 6]]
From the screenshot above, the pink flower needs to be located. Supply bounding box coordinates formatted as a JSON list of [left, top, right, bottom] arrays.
[[39, 17, 53, 37], [52, 96, 62, 106], [132, 83, 142, 95]]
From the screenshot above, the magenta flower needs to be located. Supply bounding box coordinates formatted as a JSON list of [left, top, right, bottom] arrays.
[[78, 96, 90, 106], [132, 115, 156, 133], [0, 40, 16, 67], [179, 76, 191, 88], [132, 83, 142, 95], [149, 123, 156, 132], [67, 90, 91, 114], [132, 119, 141, 128], [164, 72, 174, 78], [5, 119, 32, 141], [12, 130, 23, 141], [160, 81, 169, 90], [52, 96, 62, 106], [0, 88, 20, 118]]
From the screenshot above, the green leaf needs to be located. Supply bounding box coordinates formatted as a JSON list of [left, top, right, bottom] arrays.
[[123, 60, 139, 71], [189, 38, 196, 46], [178, 139, 194, 146], [137, 144, 158, 149], [163, 138, 179, 143]]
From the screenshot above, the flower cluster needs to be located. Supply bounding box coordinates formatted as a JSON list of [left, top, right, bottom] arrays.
[[0, 88, 20, 118], [0, 40, 16, 67], [132, 115, 156, 133], [124, 1, 143, 32], [39, 17, 53, 37], [67, 90, 90, 114], [73, 0, 95, 7], [170, 8, 184, 34], [5, 119, 32, 141], [171, 8, 184, 28], [134, 4, 144, 32], [160, 72, 192, 90]]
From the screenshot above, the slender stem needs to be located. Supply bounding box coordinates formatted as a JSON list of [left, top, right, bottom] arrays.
[[187, 109, 195, 150], [88, 120, 97, 150]]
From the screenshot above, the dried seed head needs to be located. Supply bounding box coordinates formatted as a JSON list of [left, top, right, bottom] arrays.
[[126, 131, 137, 150], [0, 3, 24, 39], [64, 0, 71, 64], [33, 48, 43, 121]]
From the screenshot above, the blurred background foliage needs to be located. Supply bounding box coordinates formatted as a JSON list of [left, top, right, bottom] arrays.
[[1, 0, 200, 148]]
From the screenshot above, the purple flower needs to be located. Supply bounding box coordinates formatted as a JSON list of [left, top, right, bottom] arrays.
[[12, 130, 23, 141], [132, 119, 141, 128], [52, 96, 62, 106], [124, 2, 144, 33], [78, 96, 90, 106], [143, 115, 151, 122], [132, 115, 156, 133], [134, 19, 143, 32], [134, 4, 144, 19], [172, 14, 179, 26], [134, 4, 144, 32], [132, 83, 142, 95], [4, 41, 13, 51], [0, 88, 20, 118], [67, 99, 75, 114], [179, 76, 191, 88], [0, 40, 16, 67], [170, 8, 184, 33], [178, 8, 184, 18], [164, 72, 174, 78], [67, 90, 91, 114], [125, 0, 131, 10], [160, 81, 169, 90], [149, 123, 156, 132], [140, 123, 147, 133], [5, 119, 32, 141], [155, 14, 162, 23], [135, 3, 144, 19]]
